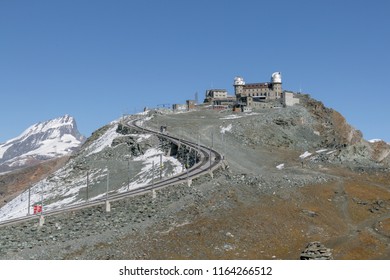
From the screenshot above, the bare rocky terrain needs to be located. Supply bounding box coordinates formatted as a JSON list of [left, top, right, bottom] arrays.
[[0, 157, 70, 208], [0, 95, 389, 260]]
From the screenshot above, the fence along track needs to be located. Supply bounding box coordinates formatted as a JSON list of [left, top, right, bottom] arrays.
[[0, 118, 222, 227]]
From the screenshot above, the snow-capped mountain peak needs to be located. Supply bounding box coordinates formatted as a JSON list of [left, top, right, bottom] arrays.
[[0, 115, 85, 172], [15, 114, 75, 140]]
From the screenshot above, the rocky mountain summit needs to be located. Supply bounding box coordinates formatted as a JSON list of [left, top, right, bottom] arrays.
[[227, 95, 390, 168], [0, 115, 85, 173], [0, 95, 389, 260]]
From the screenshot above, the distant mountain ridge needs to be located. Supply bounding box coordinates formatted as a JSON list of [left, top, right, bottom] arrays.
[[0, 115, 85, 172]]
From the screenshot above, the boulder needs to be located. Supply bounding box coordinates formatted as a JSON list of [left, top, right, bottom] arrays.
[[300, 241, 333, 260]]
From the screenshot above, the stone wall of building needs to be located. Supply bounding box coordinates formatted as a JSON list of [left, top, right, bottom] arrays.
[[283, 91, 300, 107], [234, 73, 283, 106], [172, 104, 187, 111]]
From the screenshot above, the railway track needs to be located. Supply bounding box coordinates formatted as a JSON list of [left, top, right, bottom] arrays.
[[0, 118, 222, 227]]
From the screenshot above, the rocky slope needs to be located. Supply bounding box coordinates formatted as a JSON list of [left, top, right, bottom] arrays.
[[300, 96, 390, 167], [220, 95, 389, 169], [0, 95, 389, 259], [0, 156, 70, 208], [0, 114, 184, 222]]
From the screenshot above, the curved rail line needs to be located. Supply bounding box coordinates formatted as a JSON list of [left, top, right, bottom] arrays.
[[0, 118, 223, 227]]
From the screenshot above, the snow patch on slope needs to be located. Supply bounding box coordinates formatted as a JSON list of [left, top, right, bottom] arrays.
[[299, 151, 312, 159], [369, 139, 383, 143], [0, 118, 184, 222], [276, 163, 285, 170], [220, 124, 233, 134], [0, 145, 183, 222], [85, 124, 121, 156], [220, 115, 242, 120]]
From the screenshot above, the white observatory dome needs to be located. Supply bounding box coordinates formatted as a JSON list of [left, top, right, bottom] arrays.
[[271, 72, 282, 83], [234, 76, 245, 85]]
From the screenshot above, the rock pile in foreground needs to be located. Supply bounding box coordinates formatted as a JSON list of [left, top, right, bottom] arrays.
[[300, 241, 333, 260]]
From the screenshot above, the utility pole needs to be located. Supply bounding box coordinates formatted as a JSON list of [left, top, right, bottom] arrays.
[[209, 146, 212, 170], [27, 185, 31, 216], [124, 155, 131, 191], [127, 158, 130, 191], [159, 154, 163, 180], [106, 170, 110, 201], [86, 170, 89, 201], [39, 185, 45, 227], [41, 187, 44, 215], [197, 134, 200, 163], [209, 130, 213, 169], [222, 132, 225, 160], [152, 161, 155, 187], [152, 189, 156, 200], [186, 154, 189, 181], [106, 170, 111, 212]]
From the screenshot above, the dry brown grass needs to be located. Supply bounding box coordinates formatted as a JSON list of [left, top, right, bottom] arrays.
[[0, 156, 69, 207], [129, 168, 390, 260]]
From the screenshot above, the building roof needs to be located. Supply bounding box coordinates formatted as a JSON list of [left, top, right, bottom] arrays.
[[243, 83, 270, 89], [207, 89, 228, 92]]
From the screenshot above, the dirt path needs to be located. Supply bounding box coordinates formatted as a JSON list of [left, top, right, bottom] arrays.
[[324, 177, 390, 259]]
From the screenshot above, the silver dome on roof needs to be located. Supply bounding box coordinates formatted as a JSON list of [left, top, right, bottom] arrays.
[[234, 76, 245, 86], [271, 72, 282, 83]]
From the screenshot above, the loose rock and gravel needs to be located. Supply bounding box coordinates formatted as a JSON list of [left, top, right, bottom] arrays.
[[1, 96, 389, 259]]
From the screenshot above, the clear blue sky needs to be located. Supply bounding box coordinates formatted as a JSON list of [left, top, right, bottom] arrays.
[[1, 0, 389, 142]]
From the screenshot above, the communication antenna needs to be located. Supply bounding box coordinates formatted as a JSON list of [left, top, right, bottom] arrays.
[[195, 92, 199, 105]]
